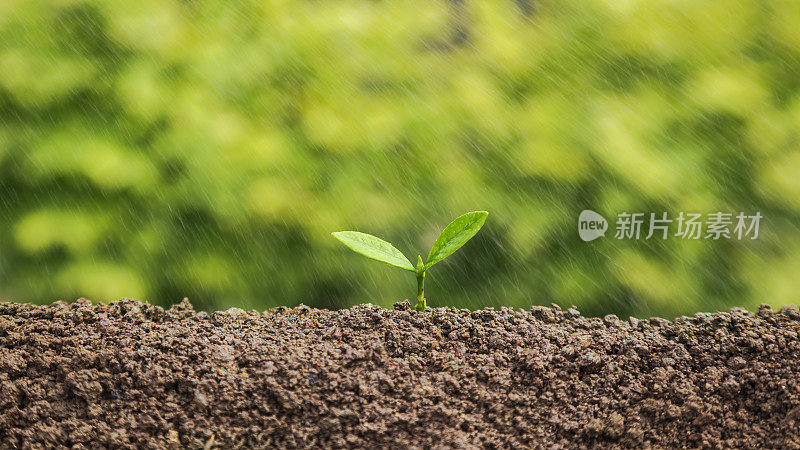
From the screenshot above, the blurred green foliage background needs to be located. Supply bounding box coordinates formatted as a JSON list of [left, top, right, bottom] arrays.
[[1, 0, 799, 317]]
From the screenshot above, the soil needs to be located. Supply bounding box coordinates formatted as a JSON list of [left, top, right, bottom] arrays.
[[1, 299, 800, 449]]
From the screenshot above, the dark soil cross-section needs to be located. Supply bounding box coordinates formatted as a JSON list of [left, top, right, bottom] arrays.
[[1, 299, 800, 448]]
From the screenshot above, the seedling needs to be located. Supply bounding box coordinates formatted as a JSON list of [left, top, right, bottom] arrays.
[[332, 211, 488, 312]]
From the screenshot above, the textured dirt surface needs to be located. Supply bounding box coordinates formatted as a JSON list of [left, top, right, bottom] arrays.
[[2, 299, 800, 449]]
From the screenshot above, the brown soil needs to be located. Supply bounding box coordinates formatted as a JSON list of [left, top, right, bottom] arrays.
[[1, 299, 800, 449]]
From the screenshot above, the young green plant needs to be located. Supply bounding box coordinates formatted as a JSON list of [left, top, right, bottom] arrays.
[[332, 211, 488, 312]]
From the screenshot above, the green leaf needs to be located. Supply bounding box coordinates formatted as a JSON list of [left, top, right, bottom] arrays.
[[332, 231, 415, 271], [425, 211, 488, 269]]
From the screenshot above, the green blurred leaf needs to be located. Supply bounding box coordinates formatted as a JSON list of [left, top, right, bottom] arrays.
[[332, 231, 415, 271]]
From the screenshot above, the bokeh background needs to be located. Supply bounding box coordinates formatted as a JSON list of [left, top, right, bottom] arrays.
[[1, 0, 799, 317]]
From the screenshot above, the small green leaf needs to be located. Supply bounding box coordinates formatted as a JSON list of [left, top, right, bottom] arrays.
[[425, 211, 488, 269], [332, 231, 415, 271]]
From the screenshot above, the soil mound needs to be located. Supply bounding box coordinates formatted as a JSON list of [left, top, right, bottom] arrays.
[[2, 299, 800, 448]]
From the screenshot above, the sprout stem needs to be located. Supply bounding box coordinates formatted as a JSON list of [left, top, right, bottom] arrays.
[[415, 270, 426, 312]]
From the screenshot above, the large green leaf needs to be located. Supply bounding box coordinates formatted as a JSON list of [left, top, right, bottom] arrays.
[[425, 211, 488, 269], [332, 231, 415, 271]]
